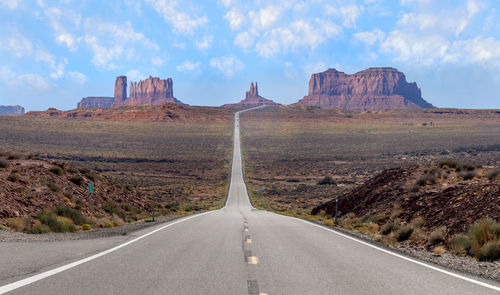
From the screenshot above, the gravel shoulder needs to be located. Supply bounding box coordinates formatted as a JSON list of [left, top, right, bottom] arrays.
[[0, 213, 194, 242], [310, 220, 500, 283]]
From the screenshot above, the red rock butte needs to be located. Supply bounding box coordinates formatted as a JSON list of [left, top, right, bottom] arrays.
[[295, 67, 433, 110], [223, 82, 279, 107], [77, 76, 186, 108]]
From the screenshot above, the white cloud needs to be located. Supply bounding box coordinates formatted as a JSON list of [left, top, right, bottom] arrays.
[[67, 71, 87, 85], [284, 61, 298, 79], [444, 37, 500, 65], [43, 6, 82, 51], [254, 19, 341, 57], [145, 0, 207, 35], [234, 31, 255, 49], [126, 70, 146, 81], [0, 0, 21, 9], [195, 35, 213, 50], [55, 33, 78, 51], [225, 8, 244, 30], [326, 4, 364, 28], [0, 35, 33, 57], [0, 67, 50, 90], [173, 42, 186, 49], [209, 56, 244, 78], [249, 5, 282, 30], [304, 62, 326, 77], [220, 0, 233, 7], [84, 20, 159, 69], [151, 57, 165, 66], [354, 28, 385, 46], [177, 61, 201, 73]]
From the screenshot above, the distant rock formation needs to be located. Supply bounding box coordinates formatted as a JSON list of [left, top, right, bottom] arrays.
[[112, 76, 185, 107], [295, 67, 433, 110], [222, 82, 279, 107], [0, 105, 25, 115], [77, 75, 186, 109], [77, 97, 114, 108]]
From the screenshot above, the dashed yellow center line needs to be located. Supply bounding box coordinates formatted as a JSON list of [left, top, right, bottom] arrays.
[[244, 228, 249, 232], [246, 238, 252, 243], [247, 256, 259, 264]]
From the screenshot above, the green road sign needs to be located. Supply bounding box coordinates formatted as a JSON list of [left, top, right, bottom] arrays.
[[88, 182, 94, 194]]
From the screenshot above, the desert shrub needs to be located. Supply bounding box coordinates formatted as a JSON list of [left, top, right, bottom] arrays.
[[7, 217, 29, 232], [317, 176, 337, 185], [360, 214, 378, 223], [411, 217, 426, 228], [37, 211, 76, 232], [50, 165, 64, 176], [0, 159, 9, 168], [486, 168, 500, 180], [102, 203, 126, 219], [395, 226, 414, 242], [323, 219, 334, 226], [78, 167, 91, 174], [439, 160, 461, 169], [28, 220, 50, 234], [460, 171, 478, 180], [55, 205, 88, 225], [85, 171, 98, 181], [434, 246, 446, 254], [380, 221, 396, 235], [81, 224, 92, 230], [104, 222, 114, 228], [475, 240, 500, 261], [7, 153, 20, 160], [449, 234, 471, 255], [468, 218, 500, 256], [8, 172, 20, 182], [67, 167, 78, 174], [429, 226, 447, 245], [123, 204, 142, 214], [367, 222, 379, 234], [47, 182, 59, 192], [286, 178, 300, 183], [416, 174, 436, 186], [70, 175, 84, 186], [408, 185, 420, 193]]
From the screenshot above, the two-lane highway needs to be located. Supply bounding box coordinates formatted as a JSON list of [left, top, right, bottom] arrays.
[[1, 107, 499, 294]]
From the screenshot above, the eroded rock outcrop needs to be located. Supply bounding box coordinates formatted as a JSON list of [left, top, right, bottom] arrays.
[[112, 76, 185, 107], [223, 82, 279, 107], [296, 68, 433, 110], [77, 97, 114, 108], [0, 105, 25, 115]]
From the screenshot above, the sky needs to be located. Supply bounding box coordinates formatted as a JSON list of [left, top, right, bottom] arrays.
[[0, 0, 499, 111]]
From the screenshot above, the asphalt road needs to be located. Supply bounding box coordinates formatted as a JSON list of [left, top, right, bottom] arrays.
[[1, 107, 499, 294]]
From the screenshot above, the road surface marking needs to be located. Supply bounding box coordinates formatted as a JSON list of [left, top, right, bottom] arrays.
[[246, 238, 252, 244], [245, 228, 249, 232], [0, 211, 214, 295], [248, 256, 259, 264], [284, 214, 500, 292]]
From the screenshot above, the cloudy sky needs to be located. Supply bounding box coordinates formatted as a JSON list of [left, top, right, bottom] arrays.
[[0, 0, 499, 111]]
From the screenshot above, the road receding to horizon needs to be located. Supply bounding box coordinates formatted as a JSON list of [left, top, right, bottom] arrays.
[[0, 106, 499, 295]]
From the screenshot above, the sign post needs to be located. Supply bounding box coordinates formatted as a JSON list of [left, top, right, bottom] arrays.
[[152, 194, 156, 222], [88, 182, 94, 213], [334, 199, 339, 226]]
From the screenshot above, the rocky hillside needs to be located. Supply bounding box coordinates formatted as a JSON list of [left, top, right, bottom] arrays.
[[27, 103, 232, 122], [296, 67, 433, 110], [0, 105, 25, 115], [223, 82, 279, 107], [0, 153, 152, 232], [312, 162, 500, 236]]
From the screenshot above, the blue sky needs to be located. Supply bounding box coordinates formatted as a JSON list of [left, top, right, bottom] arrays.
[[0, 0, 499, 111]]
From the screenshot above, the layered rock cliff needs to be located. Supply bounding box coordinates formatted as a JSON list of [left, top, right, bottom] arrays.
[[112, 76, 185, 107], [222, 82, 279, 107], [77, 97, 114, 108], [0, 105, 25, 115], [296, 68, 433, 110]]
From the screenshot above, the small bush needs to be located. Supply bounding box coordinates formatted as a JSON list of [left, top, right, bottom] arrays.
[[47, 182, 59, 192], [323, 219, 334, 226], [416, 174, 436, 186], [50, 165, 64, 176], [460, 171, 478, 180], [55, 205, 88, 225], [367, 222, 379, 234], [7, 217, 29, 232], [439, 160, 459, 169], [78, 167, 91, 174], [286, 178, 300, 183], [360, 214, 378, 224], [8, 172, 20, 182], [395, 226, 414, 242], [0, 159, 9, 168], [380, 221, 396, 235], [449, 234, 471, 255], [28, 220, 50, 234], [433, 246, 446, 254], [317, 176, 337, 185], [411, 217, 426, 229], [67, 167, 78, 174], [70, 175, 84, 186], [429, 226, 447, 245], [81, 224, 92, 230], [104, 222, 114, 228], [102, 203, 126, 219], [486, 168, 500, 180], [468, 218, 500, 256], [37, 211, 76, 232], [7, 153, 20, 160], [475, 240, 500, 261]]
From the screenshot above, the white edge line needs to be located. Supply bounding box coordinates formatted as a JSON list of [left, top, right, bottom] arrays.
[[274, 212, 500, 292], [0, 211, 214, 294]]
